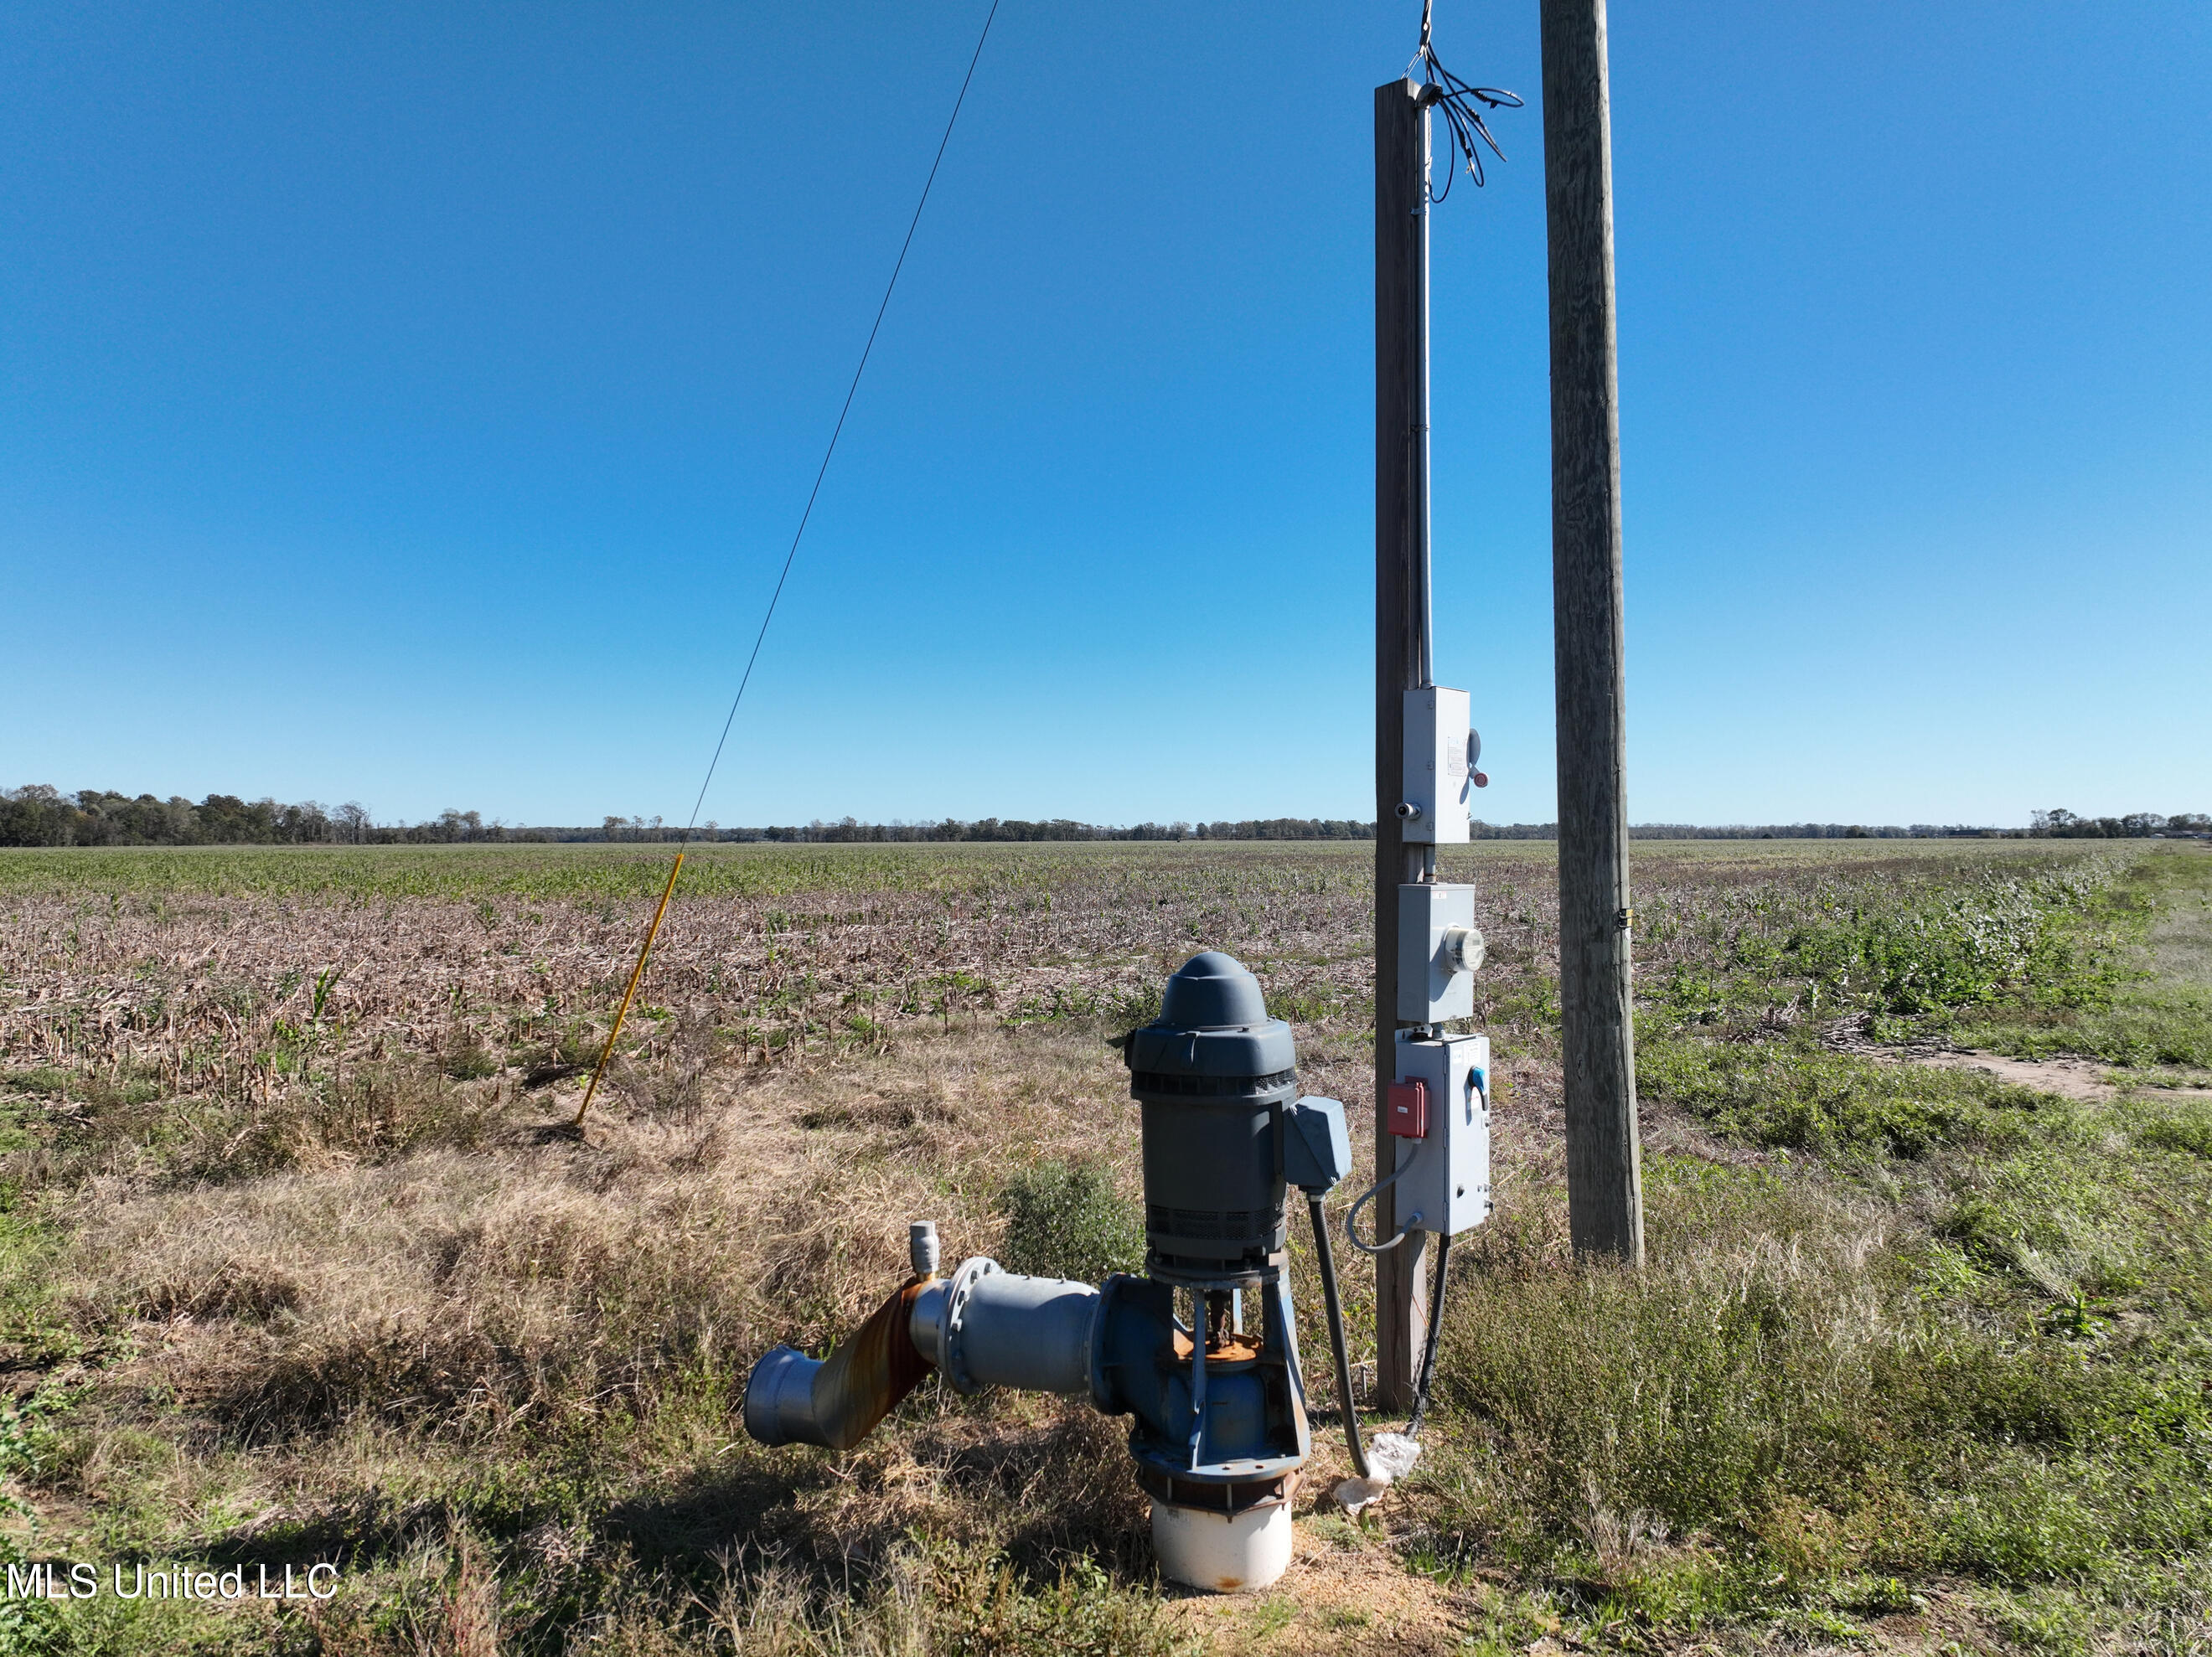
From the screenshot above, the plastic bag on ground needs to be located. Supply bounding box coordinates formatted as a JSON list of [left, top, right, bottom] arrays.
[[1333, 1431, 1420, 1515]]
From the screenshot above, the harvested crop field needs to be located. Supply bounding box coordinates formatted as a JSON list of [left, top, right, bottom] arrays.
[[1, 839, 2209, 1654]]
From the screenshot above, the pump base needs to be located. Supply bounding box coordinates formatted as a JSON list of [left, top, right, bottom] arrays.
[[1150, 1498, 1293, 1593]]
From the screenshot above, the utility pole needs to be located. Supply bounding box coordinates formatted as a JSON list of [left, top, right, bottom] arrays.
[[1373, 75, 1431, 1410], [1541, 0, 1643, 1262]]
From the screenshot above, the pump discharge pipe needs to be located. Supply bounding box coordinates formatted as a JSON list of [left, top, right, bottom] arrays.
[[745, 952, 1365, 1593]]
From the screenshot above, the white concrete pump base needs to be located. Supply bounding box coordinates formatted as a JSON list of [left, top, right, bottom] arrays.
[[1150, 1498, 1293, 1593]]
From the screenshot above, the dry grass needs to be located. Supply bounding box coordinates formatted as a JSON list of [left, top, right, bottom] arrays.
[[0, 839, 2201, 1655]]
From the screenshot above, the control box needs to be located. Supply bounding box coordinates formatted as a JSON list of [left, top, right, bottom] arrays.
[[1390, 1031, 1491, 1236], [1397, 882, 1477, 1023], [1399, 686, 1471, 844]]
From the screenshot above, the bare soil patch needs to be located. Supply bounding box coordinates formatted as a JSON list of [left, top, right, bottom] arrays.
[[1824, 1012, 2212, 1101]]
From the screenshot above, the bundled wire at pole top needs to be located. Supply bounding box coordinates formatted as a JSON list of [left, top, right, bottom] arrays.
[[1408, 0, 1523, 203]]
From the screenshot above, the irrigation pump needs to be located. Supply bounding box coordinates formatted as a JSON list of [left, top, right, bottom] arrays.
[[743, 951, 1373, 1592]]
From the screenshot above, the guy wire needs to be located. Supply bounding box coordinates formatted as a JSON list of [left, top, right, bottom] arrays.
[[574, 1, 1003, 1129]]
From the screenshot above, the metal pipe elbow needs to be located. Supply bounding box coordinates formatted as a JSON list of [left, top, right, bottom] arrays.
[[742, 1257, 1107, 1453], [743, 1275, 933, 1452]]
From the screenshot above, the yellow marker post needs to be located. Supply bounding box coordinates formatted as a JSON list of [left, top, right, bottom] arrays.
[[573, 851, 685, 1128]]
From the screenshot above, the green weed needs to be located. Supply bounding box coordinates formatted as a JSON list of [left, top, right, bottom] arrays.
[[2128, 1095, 2212, 1159], [999, 1161, 1145, 1283], [1641, 1036, 2079, 1159]]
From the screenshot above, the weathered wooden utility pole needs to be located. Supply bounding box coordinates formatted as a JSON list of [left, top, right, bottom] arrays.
[[1540, 0, 1643, 1262], [1373, 74, 1431, 1409]]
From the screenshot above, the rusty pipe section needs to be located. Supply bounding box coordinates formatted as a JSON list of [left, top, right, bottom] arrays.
[[745, 1222, 941, 1452]]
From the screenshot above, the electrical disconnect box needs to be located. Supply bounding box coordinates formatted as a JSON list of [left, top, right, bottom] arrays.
[[1397, 883, 1482, 1023], [1390, 1031, 1491, 1236], [1399, 686, 1472, 844]]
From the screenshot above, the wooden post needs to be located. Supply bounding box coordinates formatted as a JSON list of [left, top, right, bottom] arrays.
[[1541, 0, 1643, 1262], [1374, 75, 1431, 1411]]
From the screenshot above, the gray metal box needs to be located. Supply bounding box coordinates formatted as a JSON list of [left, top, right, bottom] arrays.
[[1282, 1095, 1351, 1195], [1399, 685, 1471, 844], [1397, 883, 1476, 1023], [1391, 1031, 1491, 1236]]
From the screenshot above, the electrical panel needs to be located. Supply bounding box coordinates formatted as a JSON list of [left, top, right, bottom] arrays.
[[1397, 883, 1478, 1023], [1399, 686, 1471, 844], [1390, 1031, 1491, 1236]]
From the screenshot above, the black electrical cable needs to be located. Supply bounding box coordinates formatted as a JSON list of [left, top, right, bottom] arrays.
[[1306, 1193, 1371, 1479], [679, 0, 1001, 844], [1405, 1228, 1453, 1438], [1406, 0, 1522, 205]]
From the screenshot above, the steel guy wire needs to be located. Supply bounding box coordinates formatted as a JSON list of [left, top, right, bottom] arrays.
[[574, 1, 1001, 1128], [682, 0, 1003, 843]]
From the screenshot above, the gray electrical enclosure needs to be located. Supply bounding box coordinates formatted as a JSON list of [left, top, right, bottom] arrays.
[[1392, 1031, 1492, 1236], [1397, 882, 1477, 1022], [1282, 1095, 1351, 1195], [1400, 685, 1472, 844]]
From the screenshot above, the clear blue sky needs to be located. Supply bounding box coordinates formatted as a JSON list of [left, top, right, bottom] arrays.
[[4, 3, 2205, 829]]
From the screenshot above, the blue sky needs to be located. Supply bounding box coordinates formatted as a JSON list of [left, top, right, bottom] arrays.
[[3, 3, 2205, 829]]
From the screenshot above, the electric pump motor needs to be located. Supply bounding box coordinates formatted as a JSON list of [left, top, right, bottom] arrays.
[[746, 950, 1362, 1596], [1124, 952, 1299, 1283]]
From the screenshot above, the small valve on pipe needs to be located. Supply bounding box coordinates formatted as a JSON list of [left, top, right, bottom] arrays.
[[909, 1221, 940, 1278]]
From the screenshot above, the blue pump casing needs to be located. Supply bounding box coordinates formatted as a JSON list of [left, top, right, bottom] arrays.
[[1088, 1271, 1310, 1501]]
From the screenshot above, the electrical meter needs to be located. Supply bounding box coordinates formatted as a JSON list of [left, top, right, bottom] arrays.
[[1396, 882, 1482, 1022]]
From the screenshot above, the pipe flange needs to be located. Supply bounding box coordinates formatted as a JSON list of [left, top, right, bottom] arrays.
[[938, 1255, 1001, 1395]]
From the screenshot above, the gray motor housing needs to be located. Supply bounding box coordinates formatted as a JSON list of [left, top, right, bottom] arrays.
[[1124, 952, 1298, 1283]]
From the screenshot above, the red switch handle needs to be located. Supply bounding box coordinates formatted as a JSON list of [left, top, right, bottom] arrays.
[[1387, 1080, 1429, 1138]]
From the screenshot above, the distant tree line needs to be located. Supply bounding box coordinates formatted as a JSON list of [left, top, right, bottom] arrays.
[[2028, 808, 2212, 839], [0, 787, 522, 847], [7, 785, 2205, 849], [1627, 823, 1987, 840]]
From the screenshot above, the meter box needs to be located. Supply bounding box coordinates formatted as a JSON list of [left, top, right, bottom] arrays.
[[1399, 686, 1471, 844], [1398, 883, 1479, 1023], [1390, 1031, 1491, 1236]]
